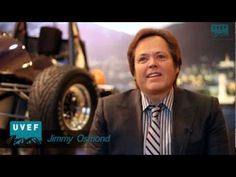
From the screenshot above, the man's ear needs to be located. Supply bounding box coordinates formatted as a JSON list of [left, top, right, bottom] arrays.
[[133, 71, 136, 80], [176, 66, 180, 75]]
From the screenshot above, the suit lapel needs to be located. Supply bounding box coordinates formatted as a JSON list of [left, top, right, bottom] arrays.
[[172, 88, 197, 155], [118, 90, 143, 154], [115, 88, 198, 155]]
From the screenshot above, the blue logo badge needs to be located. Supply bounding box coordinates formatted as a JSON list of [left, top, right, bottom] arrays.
[[211, 23, 229, 37], [9, 121, 42, 145]]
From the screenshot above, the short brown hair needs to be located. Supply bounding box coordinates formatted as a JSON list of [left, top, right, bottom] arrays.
[[127, 28, 182, 86]]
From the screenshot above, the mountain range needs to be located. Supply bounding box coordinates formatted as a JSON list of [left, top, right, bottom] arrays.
[[78, 22, 234, 68], [165, 22, 235, 66]]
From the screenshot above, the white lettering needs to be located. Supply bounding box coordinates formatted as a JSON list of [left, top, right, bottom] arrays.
[[20, 124, 25, 131], [12, 124, 18, 131], [34, 124, 39, 131], [27, 124, 32, 131]]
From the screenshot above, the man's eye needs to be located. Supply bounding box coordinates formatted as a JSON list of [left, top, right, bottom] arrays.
[[156, 54, 166, 60], [137, 57, 148, 63]]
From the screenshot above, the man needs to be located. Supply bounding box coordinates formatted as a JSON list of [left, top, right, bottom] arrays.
[[85, 28, 230, 155]]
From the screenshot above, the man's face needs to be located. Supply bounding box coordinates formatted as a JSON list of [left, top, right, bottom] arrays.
[[134, 36, 179, 96]]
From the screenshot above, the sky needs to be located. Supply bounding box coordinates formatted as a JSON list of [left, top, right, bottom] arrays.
[[0, 22, 182, 37], [92, 22, 182, 35]]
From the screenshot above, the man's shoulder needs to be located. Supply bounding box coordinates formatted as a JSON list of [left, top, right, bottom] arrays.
[[176, 87, 217, 103], [101, 89, 139, 105]]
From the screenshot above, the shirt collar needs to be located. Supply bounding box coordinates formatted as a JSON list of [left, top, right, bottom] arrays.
[[141, 87, 174, 112]]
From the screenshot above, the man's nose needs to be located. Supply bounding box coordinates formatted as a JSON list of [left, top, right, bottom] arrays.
[[148, 57, 158, 68]]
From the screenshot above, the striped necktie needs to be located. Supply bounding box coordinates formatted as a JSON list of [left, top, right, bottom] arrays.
[[145, 103, 165, 155]]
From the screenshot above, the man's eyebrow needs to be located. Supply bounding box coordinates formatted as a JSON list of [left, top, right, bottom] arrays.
[[139, 53, 149, 56], [154, 51, 166, 55], [138, 51, 166, 56], [135, 53, 149, 58]]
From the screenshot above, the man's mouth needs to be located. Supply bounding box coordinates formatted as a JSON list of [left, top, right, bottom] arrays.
[[146, 72, 162, 78]]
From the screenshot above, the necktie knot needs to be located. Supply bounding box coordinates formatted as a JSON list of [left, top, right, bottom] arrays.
[[149, 103, 165, 112]]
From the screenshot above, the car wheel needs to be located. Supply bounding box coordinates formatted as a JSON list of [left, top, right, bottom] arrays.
[[28, 65, 98, 135]]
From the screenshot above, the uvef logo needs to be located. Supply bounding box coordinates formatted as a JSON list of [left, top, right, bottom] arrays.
[[9, 121, 42, 145], [211, 23, 229, 37]]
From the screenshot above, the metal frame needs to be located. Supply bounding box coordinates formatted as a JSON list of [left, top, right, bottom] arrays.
[[0, 82, 30, 100], [0, 82, 30, 119]]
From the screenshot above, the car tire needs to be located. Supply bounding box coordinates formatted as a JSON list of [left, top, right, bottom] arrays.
[[28, 65, 98, 135]]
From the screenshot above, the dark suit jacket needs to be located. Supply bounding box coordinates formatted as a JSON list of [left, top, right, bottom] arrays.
[[85, 88, 230, 155]]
